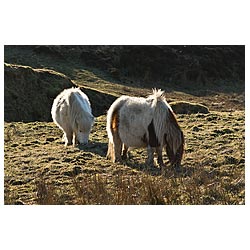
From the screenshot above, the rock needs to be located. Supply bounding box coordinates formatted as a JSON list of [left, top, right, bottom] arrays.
[[170, 101, 209, 114]]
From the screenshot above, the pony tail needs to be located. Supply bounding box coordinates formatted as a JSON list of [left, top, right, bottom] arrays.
[[106, 96, 129, 143]]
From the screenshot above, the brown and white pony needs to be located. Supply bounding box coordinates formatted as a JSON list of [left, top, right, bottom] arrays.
[[51, 87, 94, 146], [106, 89, 184, 169]]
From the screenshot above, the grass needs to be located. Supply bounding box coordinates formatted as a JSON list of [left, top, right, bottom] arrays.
[[4, 111, 245, 205], [4, 45, 245, 205]]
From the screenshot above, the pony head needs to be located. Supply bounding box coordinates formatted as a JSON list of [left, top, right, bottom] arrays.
[[165, 130, 184, 168], [164, 108, 185, 168], [76, 114, 94, 145]]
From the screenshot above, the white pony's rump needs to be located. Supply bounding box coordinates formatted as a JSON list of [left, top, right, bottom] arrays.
[[51, 87, 94, 146], [106, 89, 184, 169]]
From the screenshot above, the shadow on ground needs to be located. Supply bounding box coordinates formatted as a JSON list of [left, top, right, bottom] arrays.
[[77, 141, 108, 157]]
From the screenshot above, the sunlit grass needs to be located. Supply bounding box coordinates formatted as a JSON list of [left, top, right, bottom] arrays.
[[4, 110, 245, 205]]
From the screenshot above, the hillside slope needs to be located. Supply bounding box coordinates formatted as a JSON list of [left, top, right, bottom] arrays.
[[4, 45, 245, 122]]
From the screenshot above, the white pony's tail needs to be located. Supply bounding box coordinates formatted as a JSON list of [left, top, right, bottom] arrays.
[[106, 96, 129, 143]]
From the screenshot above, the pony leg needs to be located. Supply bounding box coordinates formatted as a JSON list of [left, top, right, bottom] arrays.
[[121, 144, 129, 160], [156, 147, 165, 168], [146, 146, 155, 167], [106, 141, 113, 160], [64, 128, 73, 146], [112, 132, 122, 163], [72, 132, 79, 146], [62, 133, 66, 142]]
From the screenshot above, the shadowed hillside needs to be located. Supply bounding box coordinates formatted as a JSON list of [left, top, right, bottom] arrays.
[[4, 45, 245, 122], [6, 45, 244, 83], [4, 63, 73, 121], [4, 63, 118, 121]]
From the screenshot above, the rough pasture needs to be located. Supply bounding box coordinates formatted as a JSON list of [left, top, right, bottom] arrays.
[[4, 45, 245, 205], [4, 110, 244, 205]]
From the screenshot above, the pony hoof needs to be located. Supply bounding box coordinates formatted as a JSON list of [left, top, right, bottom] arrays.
[[160, 165, 166, 170], [121, 155, 127, 160], [172, 164, 181, 173], [65, 142, 72, 146], [113, 158, 122, 163]]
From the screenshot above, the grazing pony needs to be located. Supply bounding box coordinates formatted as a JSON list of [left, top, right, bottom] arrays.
[[106, 89, 184, 168], [51, 87, 94, 146]]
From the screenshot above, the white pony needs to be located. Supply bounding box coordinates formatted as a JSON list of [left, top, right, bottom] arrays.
[[51, 87, 94, 146], [106, 89, 184, 168]]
